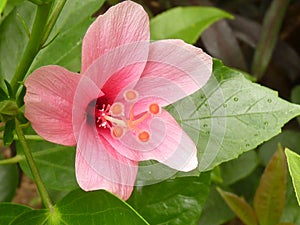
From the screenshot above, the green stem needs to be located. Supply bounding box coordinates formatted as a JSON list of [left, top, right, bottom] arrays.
[[0, 134, 44, 141], [10, 3, 52, 94], [41, 0, 67, 46], [15, 119, 53, 210], [0, 155, 23, 165]]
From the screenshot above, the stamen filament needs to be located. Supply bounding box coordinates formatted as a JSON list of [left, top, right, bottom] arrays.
[[104, 115, 127, 127]]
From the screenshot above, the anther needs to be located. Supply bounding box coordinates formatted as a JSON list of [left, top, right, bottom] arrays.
[[110, 102, 124, 116], [111, 126, 124, 138], [149, 103, 160, 115], [138, 131, 150, 142], [124, 89, 138, 102]]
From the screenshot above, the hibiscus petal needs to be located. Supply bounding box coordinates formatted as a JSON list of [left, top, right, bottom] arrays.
[[83, 41, 149, 102], [72, 75, 103, 140], [81, 0, 150, 72], [102, 109, 198, 172], [75, 121, 138, 200], [24, 66, 80, 146], [133, 39, 212, 112]]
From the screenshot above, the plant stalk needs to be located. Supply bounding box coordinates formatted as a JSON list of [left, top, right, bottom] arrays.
[[10, 3, 52, 94], [14, 119, 53, 210]]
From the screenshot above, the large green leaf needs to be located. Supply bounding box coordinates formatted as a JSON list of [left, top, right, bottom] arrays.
[[0, 155, 19, 202], [167, 60, 300, 171], [0, 203, 31, 224], [10, 189, 149, 225], [30, 0, 105, 73], [254, 147, 286, 225], [16, 133, 77, 191], [218, 188, 258, 225], [128, 173, 210, 225], [0, 1, 35, 82], [150, 7, 233, 44], [285, 149, 300, 207]]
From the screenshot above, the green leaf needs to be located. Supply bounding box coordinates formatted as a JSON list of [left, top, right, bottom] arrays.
[[285, 149, 300, 207], [0, 203, 31, 224], [128, 173, 210, 225], [0, 0, 24, 25], [254, 146, 287, 225], [251, 0, 289, 79], [198, 185, 235, 225], [0, 1, 35, 82], [291, 85, 300, 125], [282, 174, 300, 224], [10, 189, 149, 225], [220, 150, 259, 185], [0, 85, 8, 101], [218, 188, 258, 225], [0, 100, 18, 121], [3, 119, 15, 145], [17, 138, 78, 191], [0, 0, 7, 16], [30, 0, 105, 73], [150, 6, 233, 44], [167, 59, 300, 171], [0, 155, 19, 202], [258, 130, 300, 166]]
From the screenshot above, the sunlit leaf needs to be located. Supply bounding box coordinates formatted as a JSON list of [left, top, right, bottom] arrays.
[[167, 60, 300, 171], [285, 149, 300, 206], [150, 6, 233, 44]]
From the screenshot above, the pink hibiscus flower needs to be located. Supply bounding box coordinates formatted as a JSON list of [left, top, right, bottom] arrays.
[[24, 1, 212, 200]]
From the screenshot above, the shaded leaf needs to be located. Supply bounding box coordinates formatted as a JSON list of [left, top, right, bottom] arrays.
[[30, 0, 106, 73], [3, 119, 15, 145], [285, 149, 300, 206], [258, 130, 300, 166], [0, 155, 19, 202], [218, 188, 258, 225], [198, 185, 235, 225], [10, 189, 149, 225], [0, 1, 35, 82], [220, 150, 259, 185], [150, 6, 233, 44], [0, 203, 31, 224], [254, 147, 287, 225], [251, 0, 290, 79], [281, 174, 300, 224], [17, 140, 77, 191], [128, 173, 210, 225], [201, 19, 247, 71], [0, 100, 18, 122], [228, 15, 300, 82], [167, 60, 300, 171]]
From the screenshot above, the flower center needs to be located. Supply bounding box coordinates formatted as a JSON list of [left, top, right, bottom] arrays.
[[88, 90, 160, 143]]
